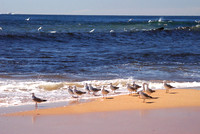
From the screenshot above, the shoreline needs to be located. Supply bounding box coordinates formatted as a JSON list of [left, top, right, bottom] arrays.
[[6, 89, 200, 116]]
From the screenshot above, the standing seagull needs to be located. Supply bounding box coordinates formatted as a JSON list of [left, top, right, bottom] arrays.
[[84, 83, 91, 94], [32, 93, 47, 108], [143, 83, 155, 95], [132, 81, 141, 90], [127, 84, 137, 95], [73, 86, 86, 97], [138, 91, 153, 103], [88, 84, 101, 95], [109, 83, 119, 93], [67, 86, 75, 97], [101, 86, 109, 98], [164, 82, 175, 93]]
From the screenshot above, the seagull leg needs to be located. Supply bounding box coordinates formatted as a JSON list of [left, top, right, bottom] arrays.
[[35, 103, 38, 109]]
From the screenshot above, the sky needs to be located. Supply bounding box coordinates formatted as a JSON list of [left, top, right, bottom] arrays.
[[1, 0, 200, 15]]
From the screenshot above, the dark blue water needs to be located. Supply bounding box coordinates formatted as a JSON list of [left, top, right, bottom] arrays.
[[0, 14, 200, 82]]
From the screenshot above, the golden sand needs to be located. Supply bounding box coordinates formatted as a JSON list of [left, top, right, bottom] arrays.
[[7, 89, 200, 116]]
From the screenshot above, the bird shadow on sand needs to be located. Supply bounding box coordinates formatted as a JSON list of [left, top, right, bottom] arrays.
[[130, 94, 139, 97], [93, 94, 101, 96], [169, 92, 178, 94], [152, 97, 159, 99], [105, 97, 114, 99], [145, 101, 154, 104], [113, 92, 123, 95]]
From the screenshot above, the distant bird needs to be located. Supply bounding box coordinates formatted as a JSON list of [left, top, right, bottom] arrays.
[[31, 93, 47, 108], [164, 82, 175, 93], [38, 26, 42, 31], [143, 83, 155, 95], [84, 83, 91, 94], [25, 17, 30, 21], [88, 84, 101, 95], [101, 86, 109, 98], [128, 18, 133, 22], [0, 27, 2, 31], [73, 86, 86, 97], [127, 84, 137, 95], [109, 83, 119, 93], [138, 91, 153, 103], [110, 30, 114, 33], [89, 29, 95, 33]]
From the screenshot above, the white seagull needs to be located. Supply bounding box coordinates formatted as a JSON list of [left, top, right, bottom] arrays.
[[89, 29, 95, 33], [128, 18, 133, 22], [38, 26, 42, 31], [25, 17, 30, 21], [110, 30, 114, 33]]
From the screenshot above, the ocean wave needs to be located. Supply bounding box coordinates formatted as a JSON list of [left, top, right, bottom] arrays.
[[0, 25, 199, 42], [0, 78, 200, 107]]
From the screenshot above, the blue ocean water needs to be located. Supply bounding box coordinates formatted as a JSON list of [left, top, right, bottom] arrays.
[[0, 14, 200, 107], [0, 14, 200, 81]]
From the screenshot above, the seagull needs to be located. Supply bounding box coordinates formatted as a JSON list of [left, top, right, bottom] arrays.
[[32, 93, 47, 108], [84, 83, 91, 94], [67, 86, 75, 96], [89, 29, 95, 33], [132, 81, 141, 90], [143, 83, 155, 95], [0, 27, 2, 31], [38, 26, 42, 31], [127, 84, 137, 95], [73, 86, 86, 97], [88, 84, 101, 95], [164, 82, 175, 93], [109, 83, 119, 93], [101, 86, 109, 98], [138, 91, 153, 103], [110, 30, 114, 33], [25, 17, 30, 21], [128, 18, 133, 22]]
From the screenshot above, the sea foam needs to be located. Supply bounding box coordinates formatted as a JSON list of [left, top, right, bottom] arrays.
[[0, 78, 200, 107]]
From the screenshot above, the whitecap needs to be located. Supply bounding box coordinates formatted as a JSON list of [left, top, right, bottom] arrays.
[[49, 31, 57, 33]]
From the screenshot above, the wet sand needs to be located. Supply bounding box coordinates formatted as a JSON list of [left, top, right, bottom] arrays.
[[1, 107, 200, 134], [7, 89, 200, 116]]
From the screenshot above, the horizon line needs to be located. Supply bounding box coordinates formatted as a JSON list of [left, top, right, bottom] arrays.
[[1, 13, 200, 17]]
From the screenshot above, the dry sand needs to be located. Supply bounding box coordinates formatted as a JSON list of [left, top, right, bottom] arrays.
[[7, 89, 200, 116]]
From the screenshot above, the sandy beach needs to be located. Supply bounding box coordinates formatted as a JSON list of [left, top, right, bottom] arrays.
[[6, 89, 200, 116], [1, 89, 200, 134]]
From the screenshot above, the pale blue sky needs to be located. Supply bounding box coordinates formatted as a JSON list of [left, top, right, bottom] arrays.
[[1, 0, 200, 15]]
